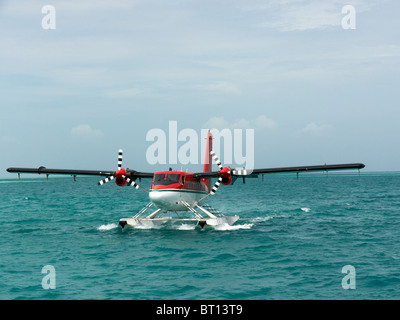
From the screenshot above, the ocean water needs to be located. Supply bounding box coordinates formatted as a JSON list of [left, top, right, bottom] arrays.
[[1, 173, 400, 300]]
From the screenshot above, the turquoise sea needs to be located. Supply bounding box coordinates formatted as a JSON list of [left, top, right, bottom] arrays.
[[1, 173, 400, 300]]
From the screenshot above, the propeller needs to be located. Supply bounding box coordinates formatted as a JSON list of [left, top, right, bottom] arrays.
[[210, 150, 223, 171], [210, 176, 223, 195], [98, 149, 140, 189], [209, 151, 232, 195], [126, 177, 139, 189], [98, 175, 114, 185]]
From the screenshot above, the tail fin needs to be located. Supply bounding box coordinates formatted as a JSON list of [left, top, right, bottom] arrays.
[[203, 130, 213, 191]]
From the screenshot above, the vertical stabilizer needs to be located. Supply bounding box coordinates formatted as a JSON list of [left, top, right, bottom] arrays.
[[203, 131, 213, 191]]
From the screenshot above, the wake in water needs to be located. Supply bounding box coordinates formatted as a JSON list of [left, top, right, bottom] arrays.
[[249, 216, 273, 223], [97, 221, 260, 232], [176, 223, 196, 230], [213, 223, 254, 231], [97, 223, 118, 231], [96, 213, 279, 232]]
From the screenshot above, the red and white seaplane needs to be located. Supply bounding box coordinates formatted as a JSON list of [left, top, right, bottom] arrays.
[[7, 131, 365, 229]]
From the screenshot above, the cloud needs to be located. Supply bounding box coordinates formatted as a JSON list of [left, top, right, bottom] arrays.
[[260, 3, 341, 31], [202, 117, 230, 130], [71, 125, 103, 139], [254, 115, 278, 130], [202, 115, 277, 130], [300, 122, 333, 134], [3, 0, 140, 16], [246, 0, 374, 32]]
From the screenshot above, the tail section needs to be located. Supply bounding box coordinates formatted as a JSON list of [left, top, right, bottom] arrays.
[[203, 130, 213, 191]]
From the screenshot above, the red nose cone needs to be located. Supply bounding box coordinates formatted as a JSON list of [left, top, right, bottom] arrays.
[[220, 167, 232, 185]]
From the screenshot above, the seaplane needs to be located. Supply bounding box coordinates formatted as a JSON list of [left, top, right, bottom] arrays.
[[6, 131, 365, 229]]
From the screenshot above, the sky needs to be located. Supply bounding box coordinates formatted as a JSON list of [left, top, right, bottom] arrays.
[[1, 0, 399, 177]]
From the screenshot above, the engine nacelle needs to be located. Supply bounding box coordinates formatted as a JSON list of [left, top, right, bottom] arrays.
[[220, 167, 232, 185], [115, 169, 127, 186]]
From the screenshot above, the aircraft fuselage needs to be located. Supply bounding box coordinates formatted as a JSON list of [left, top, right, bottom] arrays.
[[149, 171, 209, 211]]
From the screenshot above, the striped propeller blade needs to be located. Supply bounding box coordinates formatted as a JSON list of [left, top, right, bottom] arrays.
[[126, 177, 139, 189], [98, 175, 114, 186], [210, 176, 223, 195], [210, 151, 223, 170], [117, 149, 123, 170]]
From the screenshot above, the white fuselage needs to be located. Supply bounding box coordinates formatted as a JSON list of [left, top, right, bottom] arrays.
[[149, 189, 208, 211]]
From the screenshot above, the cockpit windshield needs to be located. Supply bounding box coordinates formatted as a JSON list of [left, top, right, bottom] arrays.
[[153, 173, 181, 186]]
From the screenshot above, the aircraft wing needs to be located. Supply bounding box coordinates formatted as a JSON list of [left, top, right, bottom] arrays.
[[233, 163, 365, 176], [6, 167, 154, 179], [193, 163, 365, 180]]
